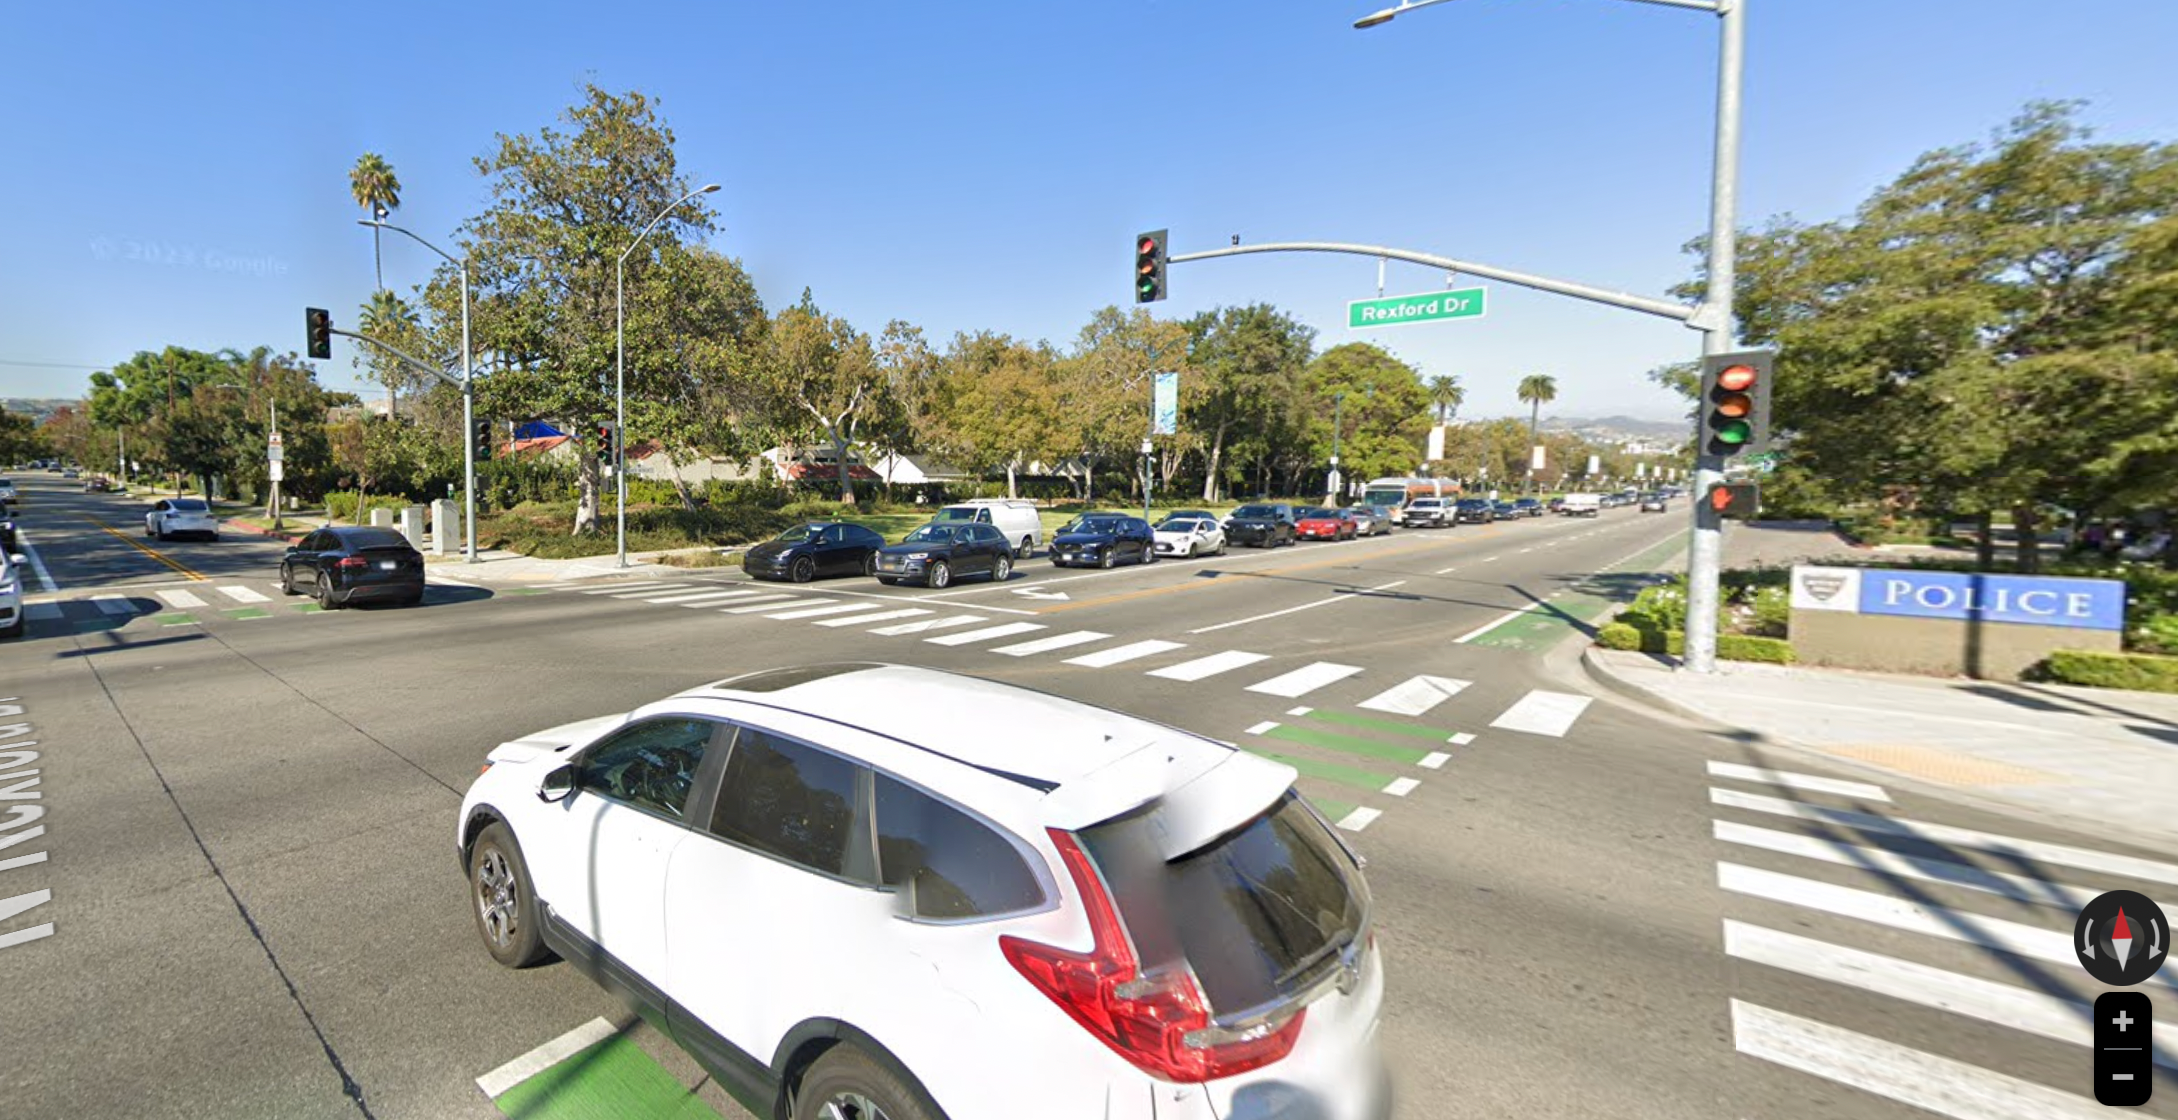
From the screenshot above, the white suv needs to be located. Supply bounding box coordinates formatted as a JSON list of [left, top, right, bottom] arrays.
[[458, 663, 1389, 1120]]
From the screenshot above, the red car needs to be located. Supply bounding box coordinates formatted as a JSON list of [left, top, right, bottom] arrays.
[[1294, 507, 1356, 541]]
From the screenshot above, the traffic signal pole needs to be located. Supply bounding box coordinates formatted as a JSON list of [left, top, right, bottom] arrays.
[[1682, 0, 1746, 675]]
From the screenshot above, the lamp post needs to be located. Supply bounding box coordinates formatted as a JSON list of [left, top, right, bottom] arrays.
[[1329, 391, 1346, 504], [358, 219, 479, 563], [615, 183, 721, 569], [1355, 0, 1745, 672]]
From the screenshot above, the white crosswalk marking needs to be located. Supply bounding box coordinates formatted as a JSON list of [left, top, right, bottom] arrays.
[[927, 622, 1045, 647], [1706, 760, 1890, 801], [765, 603, 894, 621], [719, 596, 808, 614], [91, 594, 136, 615], [1357, 675, 1471, 716], [815, 608, 930, 628], [1246, 662, 1363, 698], [1419, 752, 1450, 769], [581, 582, 675, 594], [1449, 732, 1475, 746], [645, 589, 762, 604], [1724, 921, 2177, 1071], [1712, 820, 2099, 912], [1731, 1001, 2108, 1120], [992, 631, 1111, 657], [217, 586, 271, 604], [1245, 721, 1279, 736], [1488, 690, 1592, 737], [1149, 651, 1270, 682], [869, 615, 985, 636], [156, 589, 206, 609], [1335, 807, 1381, 832], [1065, 639, 1185, 668], [1709, 787, 2178, 885], [1383, 777, 1419, 797]]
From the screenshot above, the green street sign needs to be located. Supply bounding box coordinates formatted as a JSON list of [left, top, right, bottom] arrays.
[[1348, 287, 1487, 329]]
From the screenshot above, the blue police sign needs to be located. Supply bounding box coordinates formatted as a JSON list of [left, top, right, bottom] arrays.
[[1856, 569, 2124, 631]]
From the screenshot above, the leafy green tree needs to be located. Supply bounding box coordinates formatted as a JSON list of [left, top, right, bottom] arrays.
[[744, 291, 892, 506], [0, 409, 46, 465], [927, 331, 1060, 498], [1184, 304, 1316, 500], [1060, 306, 1191, 501], [350, 152, 402, 291], [1305, 344, 1432, 488]]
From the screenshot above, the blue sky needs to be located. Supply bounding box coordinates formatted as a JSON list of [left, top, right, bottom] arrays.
[[3, 0, 2173, 421]]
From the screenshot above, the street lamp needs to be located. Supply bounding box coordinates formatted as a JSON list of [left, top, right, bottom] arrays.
[[615, 182, 721, 569], [1355, 0, 1745, 672], [358, 218, 479, 563]]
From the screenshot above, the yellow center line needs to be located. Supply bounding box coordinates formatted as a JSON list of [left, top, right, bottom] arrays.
[[1036, 528, 1499, 614], [85, 517, 209, 581]]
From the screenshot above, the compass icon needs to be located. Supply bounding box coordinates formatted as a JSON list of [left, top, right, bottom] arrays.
[[2074, 890, 2167, 987]]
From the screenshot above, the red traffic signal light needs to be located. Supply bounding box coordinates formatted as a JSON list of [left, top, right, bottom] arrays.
[[1699, 351, 1773, 456], [1709, 481, 1759, 519], [305, 307, 332, 360], [1134, 229, 1167, 304]]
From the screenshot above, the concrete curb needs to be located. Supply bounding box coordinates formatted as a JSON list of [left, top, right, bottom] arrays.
[[1576, 645, 1741, 735]]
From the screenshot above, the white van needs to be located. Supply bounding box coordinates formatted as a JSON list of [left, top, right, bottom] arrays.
[[931, 499, 1043, 558], [1559, 493, 1602, 517]]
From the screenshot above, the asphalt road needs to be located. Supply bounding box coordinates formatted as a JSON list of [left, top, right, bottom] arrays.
[[2, 471, 2170, 1120]]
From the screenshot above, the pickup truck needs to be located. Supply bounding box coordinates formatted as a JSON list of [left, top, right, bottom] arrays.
[[1559, 493, 1602, 517]]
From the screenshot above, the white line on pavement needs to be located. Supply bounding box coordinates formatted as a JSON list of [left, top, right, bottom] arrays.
[[1712, 820, 2100, 912], [1287, 706, 1313, 716], [1420, 752, 1451, 769], [992, 631, 1111, 657], [719, 596, 809, 613], [1336, 807, 1382, 832], [1247, 661, 1364, 698], [766, 602, 897, 621], [1357, 675, 1471, 717], [1245, 721, 1279, 736], [1730, 1000, 2109, 1120], [1188, 580, 1409, 635], [1435, 566, 1459, 575], [1452, 605, 1536, 644], [1449, 732, 1476, 745], [644, 589, 762, 604], [156, 589, 206, 609], [1706, 760, 1892, 801], [1064, 639, 1184, 667], [814, 608, 930, 628], [1149, 650, 1271, 682], [926, 621, 1044, 646], [1724, 921, 2176, 1070], [1488, 690, 1592, 737], [476, 1017, 620, 1099], [217, 585, 271, 604], [11, 529, 58, 593], [1708, 787, 2178, 885], [580, 582, 676, 594], [1384, 777, 1419, 797], [869, 615, 984, 636]]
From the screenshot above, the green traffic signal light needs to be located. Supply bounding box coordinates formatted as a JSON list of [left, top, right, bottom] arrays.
[[1716, 420, 1752, 445]]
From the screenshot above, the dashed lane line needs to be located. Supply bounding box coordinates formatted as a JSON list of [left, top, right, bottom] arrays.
[[475, 1017, 619, 1099]]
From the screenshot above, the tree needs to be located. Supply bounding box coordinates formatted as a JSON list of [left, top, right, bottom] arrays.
[[1516, 373, 1559, 489], [1184, 305, 1316, 500], [350, 153, 402, 292], [0, 409, 46, 466], [429, 85, 750, 535], [1427, 374, 1465, 424], [927, 332, 1060, 499], [744, 291, 891, 506], [1305, 344, 1432, 489], [1062, 306, 1191, 501], [356, 289, 428, 412]]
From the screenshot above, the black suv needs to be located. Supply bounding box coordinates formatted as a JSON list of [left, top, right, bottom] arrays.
[[1224, 502, 1298, 548], [1455, 498, 1496, 524]]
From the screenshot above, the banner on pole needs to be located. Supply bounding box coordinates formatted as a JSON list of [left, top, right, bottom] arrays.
[[1151, 372, 1179, 435]]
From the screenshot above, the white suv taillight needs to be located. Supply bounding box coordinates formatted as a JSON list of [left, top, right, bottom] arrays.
[[999, 828, 1305, 1083]]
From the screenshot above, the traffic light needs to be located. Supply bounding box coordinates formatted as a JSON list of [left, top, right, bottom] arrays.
[[1697, 349, 1773, 457], [1709, 481, 1760, 519], [597, 421, 619, 460], [1134, 229, 1168, 304], [470, 418, 493, 462], [305, 307, 332, 360]]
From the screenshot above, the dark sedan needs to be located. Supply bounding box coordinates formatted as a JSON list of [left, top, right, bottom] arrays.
[[1492, 501, 1520, 520], [874, 522, 1014, 588], [1224, 502, 1298, 548], [1454, 498, 1496, 524], [742, 521, 887, 582], [1513, 498, 1544, 518], [279, 526, 425, 609], [1051, 514, 1156, 568]]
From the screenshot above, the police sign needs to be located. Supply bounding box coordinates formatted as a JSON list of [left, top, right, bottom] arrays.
[[1789, 565, 2125, 679]]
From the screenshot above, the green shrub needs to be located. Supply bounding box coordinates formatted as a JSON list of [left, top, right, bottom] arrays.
[[1718, 633, 1797, 663], [1630, 584, 1692, 632], [1593, 617, 1794, 663], [1596, 623, 1644, 651], [2038, 649, 2178, 694], [323, 491, 414, 522], [2131, 614, 2178, 657], [1743, 584, 1791, 638]]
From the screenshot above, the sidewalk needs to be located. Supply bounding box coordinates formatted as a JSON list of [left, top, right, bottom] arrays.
[[218, 509, 691, 584], [1584, 646, 2178, 848]]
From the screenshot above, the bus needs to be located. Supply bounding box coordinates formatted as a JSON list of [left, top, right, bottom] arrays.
[[1362, 477, 1459, 513]]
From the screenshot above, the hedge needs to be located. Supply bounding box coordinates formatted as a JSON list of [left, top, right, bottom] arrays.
[[1595, 620, 1795, 664], [2038, 649, 2178, 695]]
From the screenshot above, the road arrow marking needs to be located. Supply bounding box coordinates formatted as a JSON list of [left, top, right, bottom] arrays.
[[1011, 586, 1070, 600]]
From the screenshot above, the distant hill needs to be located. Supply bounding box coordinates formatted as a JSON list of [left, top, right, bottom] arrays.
[[2, 399, 81, 423], [1540, 414, 1688, 441]]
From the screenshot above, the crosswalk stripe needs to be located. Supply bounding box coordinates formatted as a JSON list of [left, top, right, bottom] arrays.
[[869, 615, 984, 636], [1449, 732, 1476, 746], [1245, 721, 1279, 736], [1709, 787, 2178, 886], [1713, 820, 2099, 912], [580, 582, 675, 594], [1247, 662, 1363, 698], [1420, 752, 1450, 769], [992, 631, 1112, 657], [719, 596, 809, 614], [1384, 777, 1419, 797], [645, 589, 762, 605], [157, 589, 206, 609], [1149, 651, 1270, 682], [26, 604, 62, 621], [1487, 690, 1592, 737], [217, 586, 271, 604], [1730, 1000, 2107, 1120], [90, 594, 136, 615], [1357, 675, 1472, 716], [1065, 639, 1185, 668], [927, 622, 1045, 647], [1718, 862, 2178, 994], [1723, 921, 2176, 1071], [1335, 807, 1382, 832], [815, 608, 931, 628], [1707, 760, 1890, 801], [766, 603, 895, 621]]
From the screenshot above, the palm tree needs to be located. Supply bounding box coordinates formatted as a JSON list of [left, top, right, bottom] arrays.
[[349, 153, 402, 291], [1426, 374, 1464, 425], [357, 290, 420, 414], [1516, 373, 1558, 491]]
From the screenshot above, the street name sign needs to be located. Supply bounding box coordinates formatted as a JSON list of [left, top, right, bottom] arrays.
[[1348, 288, 1486, 329]]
